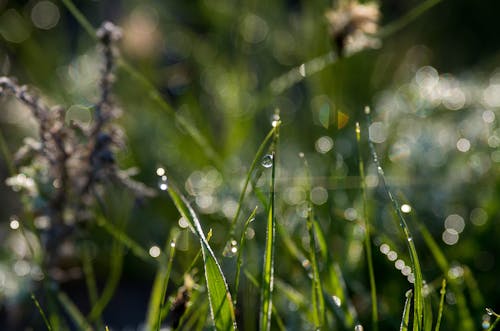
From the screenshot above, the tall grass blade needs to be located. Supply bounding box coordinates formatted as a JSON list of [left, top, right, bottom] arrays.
[[355, 122, 378, 331], [300, 154, 325, 329], [400, 289, 413, 331], [259, 149, 277, 331], [244, 270, 286, 331], [0, 129, 16, 176], [167, 183, 236, 330], [81, 243, 103, 328], [31, 293, 52, 331], [365, 107, 424, 330], [146, 233, 178, 331], [228, 126, 277, 239], [415, 216, 474, 330], [434, 279, 446, 331], [95, 215, 152, 262], [233, 206, 258, 306], [57, 291, 93, 331]]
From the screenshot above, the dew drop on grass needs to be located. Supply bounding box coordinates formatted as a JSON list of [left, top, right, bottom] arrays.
[[261, 154, 273, 168], [158, 175, 168, 191], [354, 324, 364, 331], [486, 308, 495, 316], [223, 239, 238, 257]]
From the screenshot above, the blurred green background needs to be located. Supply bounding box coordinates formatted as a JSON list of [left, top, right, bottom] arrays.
[[0, 0, 499, 330]]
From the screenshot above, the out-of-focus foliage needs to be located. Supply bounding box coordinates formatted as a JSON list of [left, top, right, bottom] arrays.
[[0, 0, 499, 330]]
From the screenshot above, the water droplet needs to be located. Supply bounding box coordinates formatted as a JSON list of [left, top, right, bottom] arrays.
[[158, 175, 168, 191], [332, 295, 341, 307], [149, 245, 161, 258], [9, 217, 20, 230], [364, 106, 371, 115], [486, 308, 495, 316], [405, 289, 413, 298], [354, 324, 364, 331], [156, 167, 165, 176], [170, 241, 176, 248], [261, 154, 273, 168], [407, 237, 413, 242], [223, 239, 238, 257], [401, 204, 412, 213]]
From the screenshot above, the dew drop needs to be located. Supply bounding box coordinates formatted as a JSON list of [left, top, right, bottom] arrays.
[[332, 295, 342, 307], [354, 324, 364, 331], [170, 241, 176, 248], [261, 154, 273, 168], [158, 175, 168, 191], [486, 308, 495, 316], [149, 245, 161, 258], [223, 239, 238, 257]]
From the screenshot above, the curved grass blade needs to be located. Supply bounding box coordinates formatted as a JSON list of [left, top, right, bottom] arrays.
[[31, 293, 52, 331], [400, 289, 413, 331], [356, 122, 378, 331], [434, 279, 446, 331], [259, 150, 277, 331], [365, 107, 424, 330], [146, 233, 178, 331], [167, 183, 236, 330], [233, 206, 258, 306]]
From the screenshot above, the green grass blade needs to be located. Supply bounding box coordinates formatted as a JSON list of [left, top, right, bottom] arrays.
[[228, 126, 277, 239], [81, 243, 103, 329], [88, 234, 124, 322], [356, 122, 378, 331], [167, 183, 236, 330], [365, 107, 424, 330], [244, 270, 286, 331], [233, 206, 258, 306], [434, 279, 446, 331], [400, 289, 413, 331], [146, 233, 178, 331], [300, 154, 325, 329], [57, 291, 93, 331], [415, 216, 474, 330], [0, 129, 16, 176], [95, 215, 152, 262], [31, 293, 52, 331], [259, 150, 277, 331]]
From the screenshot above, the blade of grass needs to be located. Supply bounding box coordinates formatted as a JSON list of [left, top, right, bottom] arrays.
[[365, 106, 424, 330], [95, 215, 152, 263], [400, 289, 413, 331], [300, 153, 325, 329], [57, 291, 93, 331], [434, 279, 446, 331], [233, 206, 258, 306], [167, 182, 236, 330], [31, 293, 52, 331], [228, 126, 277, 239], [244, 270, 286, 331], [146, 232, 178, 331], [88, 232, 124, 322], [414, 215, 474, 330], [81, 243, 102, 328], [356, 122, 378, 331], [259, 148, 277, 331]]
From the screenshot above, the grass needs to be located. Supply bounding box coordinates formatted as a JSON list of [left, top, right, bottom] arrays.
[[1, 0, 498, 330]]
